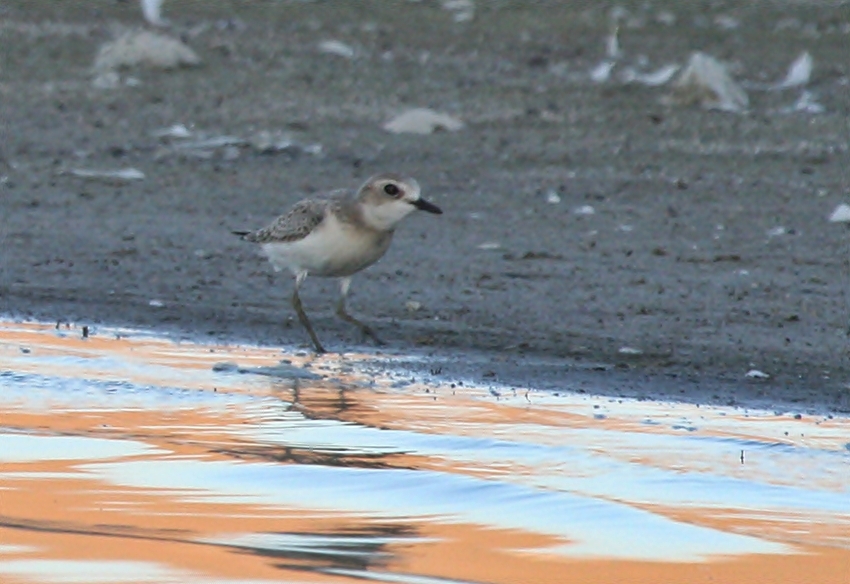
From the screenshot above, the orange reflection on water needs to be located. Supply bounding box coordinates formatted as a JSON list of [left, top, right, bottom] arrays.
[[0, 320, 848, 584]]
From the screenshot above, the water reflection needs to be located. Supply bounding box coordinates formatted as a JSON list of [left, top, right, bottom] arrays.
[[1, 320, 849, 584]]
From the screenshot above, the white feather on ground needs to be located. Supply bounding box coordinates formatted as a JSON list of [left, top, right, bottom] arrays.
[[773, 51, 813, 90], [668, 52, 748, 112], [140, 0, 168, 26]]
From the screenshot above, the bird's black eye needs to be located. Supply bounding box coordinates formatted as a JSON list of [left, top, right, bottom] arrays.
[[383, 183, 400, 197]]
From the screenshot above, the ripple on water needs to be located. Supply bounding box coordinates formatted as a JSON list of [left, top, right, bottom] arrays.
[[1, 320, 849, 584]]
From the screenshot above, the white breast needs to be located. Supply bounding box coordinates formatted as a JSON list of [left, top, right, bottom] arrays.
[[261, 214, 391, 277]]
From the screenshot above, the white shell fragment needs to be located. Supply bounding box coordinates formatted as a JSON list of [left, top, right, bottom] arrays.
[[620, 64, 680, 86], [773, 51, 813, 90], [590, 61, 615, 83], [140, 0, 168, 27], [94, 29, 200, 71], [441, 0, 475, 23], [606, 26, 621, 59], [669, 52, 749, 112], [573, 205, 596, 216], [828, 203, 850, 223], [618, 346, 643, 355], [318, 40, 355, 59], [152, 123, 192, 139], [784, 90, 824, 114], [383, 108, 464, 135], [745, 369, 770, 380], [63, 168, 145, 181], [169, 136, 245, 150]]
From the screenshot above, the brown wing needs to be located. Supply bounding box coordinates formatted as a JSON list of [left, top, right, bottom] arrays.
[[243, 198, 329, 244]]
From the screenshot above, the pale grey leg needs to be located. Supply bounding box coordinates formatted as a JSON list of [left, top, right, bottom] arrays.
[[292, 272, 326, 353], [336, 277, 384, 346]]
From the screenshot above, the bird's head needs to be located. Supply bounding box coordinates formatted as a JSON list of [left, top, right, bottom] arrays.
[[358, 173, 442, 231]]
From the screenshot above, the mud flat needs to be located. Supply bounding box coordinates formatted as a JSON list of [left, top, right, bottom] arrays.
[[0, 1, 848, 412]]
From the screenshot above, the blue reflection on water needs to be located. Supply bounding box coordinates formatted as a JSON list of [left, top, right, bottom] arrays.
[[82, 457, 787, 562], [0, 434, 159, 463]]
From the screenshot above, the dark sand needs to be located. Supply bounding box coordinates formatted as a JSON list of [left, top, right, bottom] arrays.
[[1, 1, 848, 412]]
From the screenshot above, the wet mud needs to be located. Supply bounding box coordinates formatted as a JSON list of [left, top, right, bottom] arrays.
[[0, 1, 849, 412]]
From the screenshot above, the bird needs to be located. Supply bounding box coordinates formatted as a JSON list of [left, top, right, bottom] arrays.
[[234, 172, 442, 353]]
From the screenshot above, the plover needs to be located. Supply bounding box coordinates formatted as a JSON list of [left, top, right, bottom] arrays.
[[234, 173, 442, 353]]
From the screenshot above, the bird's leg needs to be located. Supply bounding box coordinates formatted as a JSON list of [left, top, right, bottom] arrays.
[[336, 277, 385, 346], [292, 272, 326, 353]]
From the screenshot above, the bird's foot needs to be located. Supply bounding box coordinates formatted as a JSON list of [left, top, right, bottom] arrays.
[[360, 325, 386, 347]]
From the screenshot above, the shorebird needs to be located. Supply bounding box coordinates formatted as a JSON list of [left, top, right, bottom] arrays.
[[234, 173, 442, 353]]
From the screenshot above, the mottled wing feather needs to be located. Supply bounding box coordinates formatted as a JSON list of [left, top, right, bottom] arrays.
[[244, 198, 329, 243]]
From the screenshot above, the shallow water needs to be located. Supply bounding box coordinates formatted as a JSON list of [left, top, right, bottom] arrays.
[[0, 321, 848, 584]]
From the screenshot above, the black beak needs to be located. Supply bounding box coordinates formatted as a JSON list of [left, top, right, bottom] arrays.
[[412, 197, 443, 214]]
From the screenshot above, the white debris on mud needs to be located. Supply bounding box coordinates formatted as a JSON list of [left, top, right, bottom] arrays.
[[605, 25, 621, 59], [441, 0, 475, 23], [545, 191, 561, 204], [250, 130, 322, 155], [745, 369, 771, 380], [93, 29, 200, 72], [140, 0, 168, 27], [773, 51, 813, 90], [151, 124, 193, 139], [784, 91, 824, 114], [590, 61, 616, 83], [151, 126, 322, 160], [668, 52, 749, 113], [383, 108, 464, 134], [618, 346, 644, 356], [318, 40, 356, 59], [620, 64, 680, 86], [588, 19, 679, 88], [62, 167, 146, 182], [589, 21, 620, 84], [828, 203, 850, 223]]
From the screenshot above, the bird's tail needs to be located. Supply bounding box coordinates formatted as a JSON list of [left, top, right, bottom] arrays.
[[232, 230, 252, 239]]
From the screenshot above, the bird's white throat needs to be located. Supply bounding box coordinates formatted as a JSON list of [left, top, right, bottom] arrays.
[[360, 199, 418, 232]]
